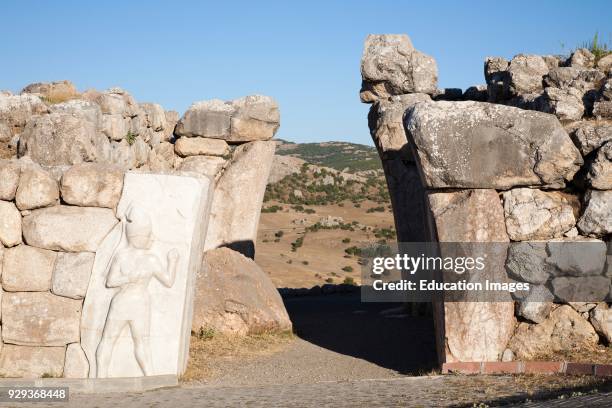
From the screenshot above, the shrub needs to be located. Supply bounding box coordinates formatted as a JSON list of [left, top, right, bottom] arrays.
[[302, 260, 309, 265], [291, 236, 304, 252], [125, 130, 137, 145], [342, 266, 354, 273], [342, 238, 351, 244], [366, 206, 385, 213], [325, 278, 334, 283], [343, 277, 356, 286], [275, 230, 284, 238]]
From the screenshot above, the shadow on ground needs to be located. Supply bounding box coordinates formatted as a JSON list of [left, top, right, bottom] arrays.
[[283, 291, 437, 375]]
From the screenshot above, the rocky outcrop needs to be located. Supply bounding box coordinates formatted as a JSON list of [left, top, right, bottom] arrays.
[[193, 248, 291, 336]]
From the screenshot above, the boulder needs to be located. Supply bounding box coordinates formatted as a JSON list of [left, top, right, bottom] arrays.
[[587, 142, 612, 189], [0, 345, 65, 378], [15, 163, 59, 210], [404, 101, 582, 189], [64, 343, 89, 378], [0, 93, 48, 136], [174, 137, 230, 157], [577, 190, 612, 236], [508, 305, 598, 359], [551, 276, 610, 302], [178, 155, 226, 178], [229, 95, 280, 142], [544, 67, 605, 97], [593, 76, 612, 119], [569, 48, 595, 68], [597, 53, 612, 72], [84, 87, 137, 117], [570, 122, 612, 155], [51, 252, 95, 299], [517, 285, 554, 324], [502, 188, 576, 241], [109, 140, 136, 170], [21, 80, 79, 102], [590, 302, 612, 343], [131, 136, 149, 167], [162, 110, 179, 141], [140, 103, 167, 132], [484, 56, 510, 102], [507, 54, 548, 96], [175, 99, 233, 139], [0, 200, 22, 247], [0, 160, 21, 200], [18, 111, 110, 166], [22, 205, 118, 252], [2, 245, 56, 291], [360, 34, 438, 102], [101, 113, 130, 141], [539, 87, 584, 121], [2, 291, 81, 346], [506, 242, 549, 284], [204, 141, 275, 258], [60, 163, 124, 208], [546, 238, 607, 277], [192, 248, 292, 335]]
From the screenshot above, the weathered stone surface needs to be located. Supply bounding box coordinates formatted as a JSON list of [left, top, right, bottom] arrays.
[[0, 160, 20, 200], [101, 113, 130, 141], [193, 248, 292, 335], [508, 305, 598, 359], [428, 189, 509, 242], [51, 252, 94, 299], [539, 87, 584, 121], [48, 99, 102, 128], [230, 95, 280, 142], [428, 189, 514, 362], [587, 142, 612, 189], [140, 103, 167, 132], [21, 80, 79, 101], [15, 164, 59, 210], [577, 190, 612, 236], [551, 276, 610, 302], [109, 140, 135, 170], [205, 141, 275, 258], [2, 245, 56, 291], [598, 54, 612, 72], [502, 188, 576, 241], [178, 155, 226, 178], [546, 238, 607, 277], [594, 101, 612, 119], [368, 94, 431, 156], [570, 122, 612, 155], [0, 200, 21, 247], [360, 34, 438, 102], [485, 56, 510, 102], [404, 101, 582, 189], [0, 93, 48, 136], [0, 345, 65, 378], [544, 67, 605, 94], [569, 48, 595, 68], [268, 155, 306, 184], [18, 111, 110, 166], [60, 163, 124, 208], [517, 285, 554, 324], [175, 99, 233, 139], [506, 242, 549, 284], [162, 110, 178, 141], [2, 291, 81, 346], [174, 137, 229, 157], [131, 136, 149, 168], [64, 343, 89, 378], [84, 87, 137, 117], [507, 54, 548, 96], [22, 205, 118, 252], [590, 303, 612, 343]]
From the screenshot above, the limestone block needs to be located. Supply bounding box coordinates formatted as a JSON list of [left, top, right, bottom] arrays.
[[0, 200, 22, 247], [0, 345, 65, 378], [22, 205, 118, 252], [517, 285, 554, 324], [51, 252, 95, 299], [64, 343, 89, 378], [193, 248, 292, 335], [2, 292, 81, 346], [405, 101, 582, 189], [577, 190, 612, 237], [570, 122, 612, 156], [590, 303, 612, 343], [21, 80, 79, 101], [204, 141, 275, 258], [507, 54, 549, 96], [0, 160, 21, 200], [587, 142, 612, 190], [140, 103, 167, 132], [175, 99, 233, 139], [502, 188, 576, 241], [60, 163, 124, 208], [80, 171, 213, 378], [2, 245, 56, 291], [229, 95, 280, 142], [174, 137, 230, 157], [15, 164, 59, 210], [102, 114, 130, 141], [178, 156, 226, 178]]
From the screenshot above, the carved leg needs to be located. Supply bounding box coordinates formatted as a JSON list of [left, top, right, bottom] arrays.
[[129, 318, 153, 376], [96, 319, 126, 378]]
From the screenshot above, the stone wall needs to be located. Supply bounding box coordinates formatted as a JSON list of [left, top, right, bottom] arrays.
[[361, 34, 611, 364], [0, 82, 283, 378]]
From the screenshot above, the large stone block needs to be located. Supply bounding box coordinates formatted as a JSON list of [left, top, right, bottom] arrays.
[[2, 245, 56, 291], [175, 99, 232, 139], [21, 80, 79, 101], [360, 34, 438, 102], [587, 142, 612, 190], [0, 200, 21, 247], [0, 160, 21, 200], [140, 103, 167, 132], [0, 93, 48, 136], [2, 292, 81, 346], [0, 345, 65, 378], [51, 252, 95, 299], [22, 205, 118, 252], [178, 155, 226, 178], [174, 137, 229, 157], [570, 122, 612, 156], [81, 171, 213, 378], [405, 101, 583, 189], [204, 141, 275, 257], [15, 163, 59, 210], [60, 163, 124, 208], [64, 343, 89, 378], [577, 190, 612, 237], [193, 248, 292, 335], [507, 54, 549, 96], [502, 188, 576, 241]]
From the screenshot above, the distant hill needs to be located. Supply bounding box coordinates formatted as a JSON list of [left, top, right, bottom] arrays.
[[275, 140, 381, 173]]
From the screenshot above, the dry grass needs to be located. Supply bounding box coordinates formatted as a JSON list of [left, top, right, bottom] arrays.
[[181, 331, 294, 382], [40, 90, 80, 105], [532, 343, 612, 365]]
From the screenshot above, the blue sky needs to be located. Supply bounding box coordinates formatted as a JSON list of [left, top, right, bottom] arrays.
[[1, 1, 610, 145]]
